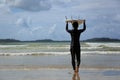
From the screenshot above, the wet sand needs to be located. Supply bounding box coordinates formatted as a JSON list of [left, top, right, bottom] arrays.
[[0, 68, 120, 80], [0, 54, 120, 69], [0, 54, 120, 80]]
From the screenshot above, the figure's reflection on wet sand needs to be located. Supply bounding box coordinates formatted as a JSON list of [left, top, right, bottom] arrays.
[[72, 72, 80, 80]]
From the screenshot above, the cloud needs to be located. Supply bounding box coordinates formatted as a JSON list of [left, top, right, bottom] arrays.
[[0, 0, 120, 40], [16, 17, 31, 28], [0, 4, 12, 14], [113, 14, 120, 22], [0, 0, 76, 12], [52, 0, 71, 6], [48, 24, 56, 34], [4, 0, 51, 12]]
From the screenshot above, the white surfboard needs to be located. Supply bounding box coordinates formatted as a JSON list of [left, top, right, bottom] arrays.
[[66, 19, 84, 25]]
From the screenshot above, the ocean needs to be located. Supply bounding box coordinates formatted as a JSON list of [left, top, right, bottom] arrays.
[[0, 42, 120, 80], [0, 42, 120, 69], [0, 42, 120, 56]]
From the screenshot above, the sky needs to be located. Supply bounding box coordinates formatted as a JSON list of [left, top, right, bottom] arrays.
[[0, 0, 120, 41]]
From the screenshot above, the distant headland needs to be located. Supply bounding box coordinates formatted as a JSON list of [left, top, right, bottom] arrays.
[[82, 38, 120, 42], [0, 38, 120, 42]]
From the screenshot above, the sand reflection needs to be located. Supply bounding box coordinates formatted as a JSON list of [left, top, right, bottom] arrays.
[[72, 72, 80, 80]]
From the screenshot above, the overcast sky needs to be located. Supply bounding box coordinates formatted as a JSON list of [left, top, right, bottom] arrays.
[[0, 0, 120, 40]]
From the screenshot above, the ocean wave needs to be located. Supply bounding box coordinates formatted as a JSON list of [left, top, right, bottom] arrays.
[[0, 51, 120, 56], [0, 45, 27, 48], [86, 42, 120, 47]]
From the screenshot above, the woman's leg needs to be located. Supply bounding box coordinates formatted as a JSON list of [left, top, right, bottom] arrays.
[[70, 48, 76, 70], [76, 47, 81, 72]]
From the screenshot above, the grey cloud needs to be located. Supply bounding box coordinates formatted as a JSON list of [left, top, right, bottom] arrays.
[[2, 0, 74, 12], [51, 0, 77, 8], [5, 0, 51, 11]]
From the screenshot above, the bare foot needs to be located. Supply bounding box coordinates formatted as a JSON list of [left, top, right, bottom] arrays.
[[76, 66, 79, 72], [74, 70, 77, 73]]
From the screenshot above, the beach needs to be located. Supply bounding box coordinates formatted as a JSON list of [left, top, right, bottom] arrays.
[[0, 68, 120, 80], [0, 54, 120, 80], [0, 42, 120, 80]]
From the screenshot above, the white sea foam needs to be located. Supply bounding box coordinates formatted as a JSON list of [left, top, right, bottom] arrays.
[[0, 42, 119, 56], [0, 45, 26, 48], [82, 47, 101, 49], [86, 42, 120, 47], [0, 51, 120, 56], [0, 52, 69, 56]]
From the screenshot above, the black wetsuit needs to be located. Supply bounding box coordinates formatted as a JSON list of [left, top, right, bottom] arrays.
[[66, 22, 86, 70]]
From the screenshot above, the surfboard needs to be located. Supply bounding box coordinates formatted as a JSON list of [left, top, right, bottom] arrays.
[[66, 19, 84, 25]]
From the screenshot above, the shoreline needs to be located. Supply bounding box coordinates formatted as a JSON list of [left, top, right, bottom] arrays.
[[0, 65, 120, 70]]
